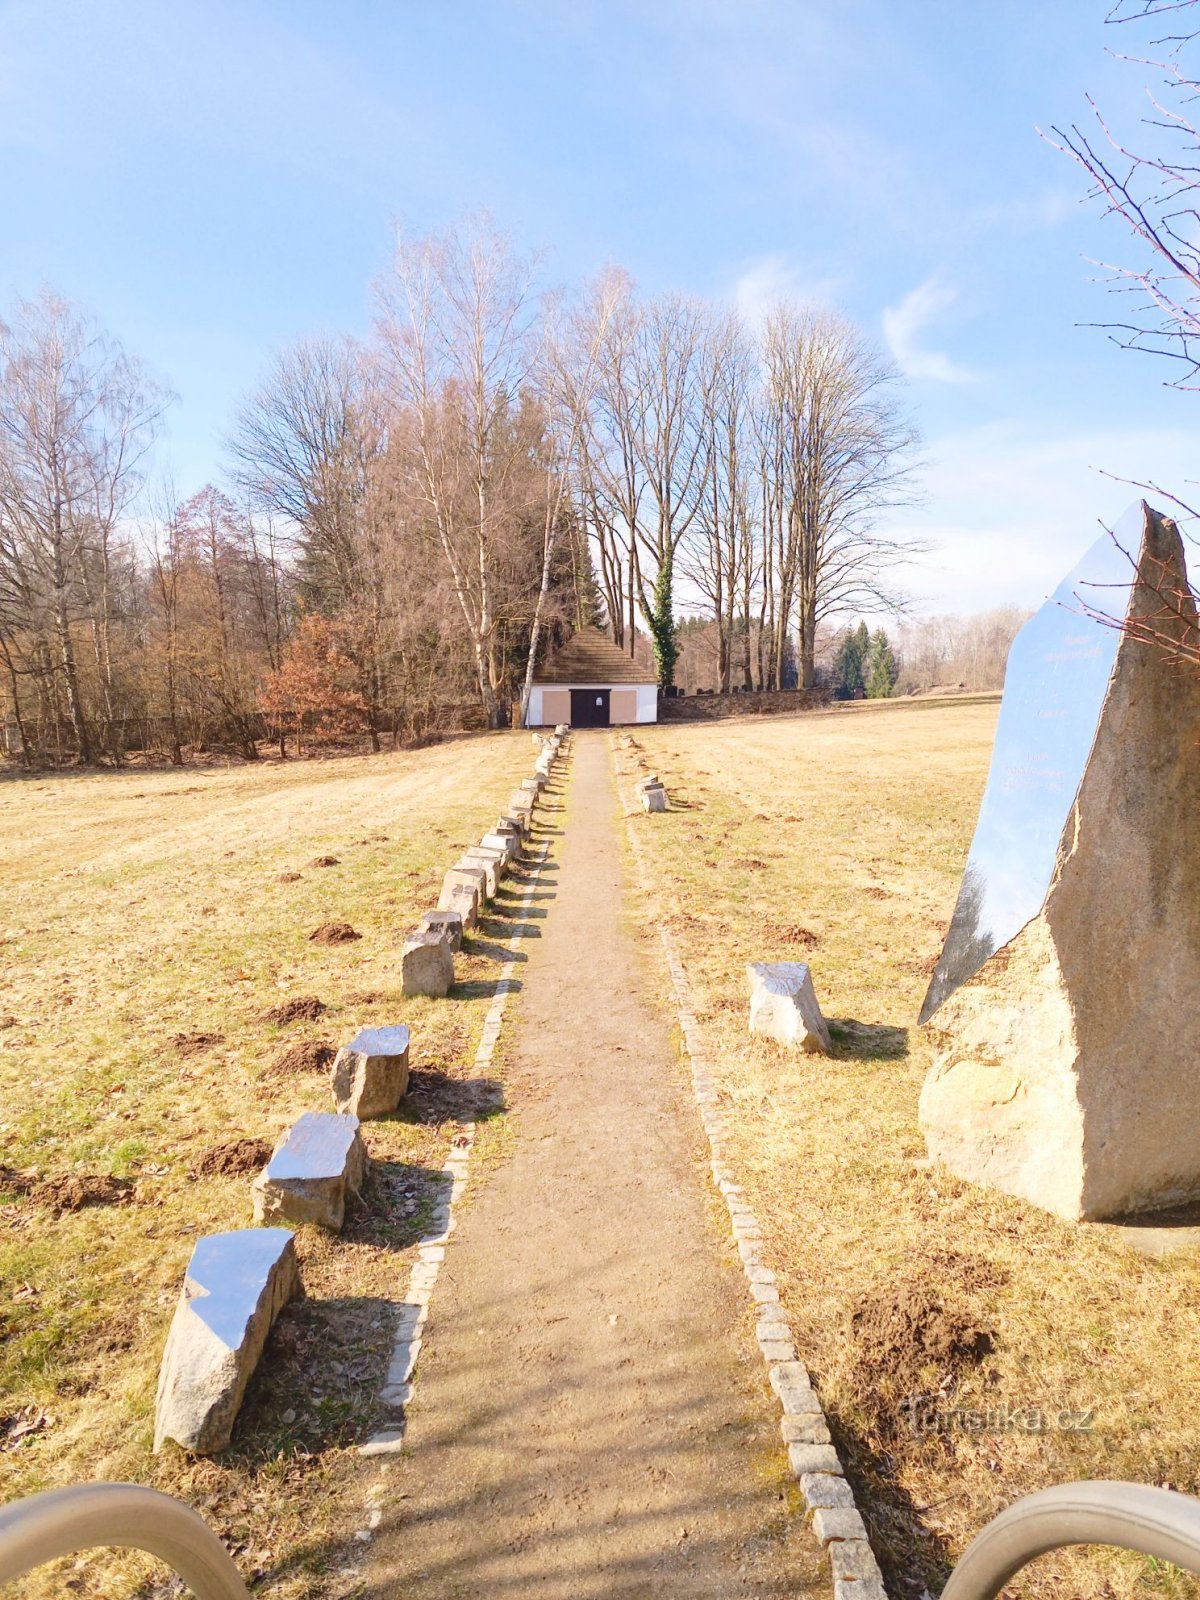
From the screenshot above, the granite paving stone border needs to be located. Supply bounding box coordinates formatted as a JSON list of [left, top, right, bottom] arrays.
[[612, 736, 887, 1600], [358, 782, 560, 1467]]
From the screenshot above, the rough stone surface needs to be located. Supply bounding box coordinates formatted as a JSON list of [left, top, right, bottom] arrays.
[[331, 1024, 410, 1118], [481, 830, 520, 862], [920, 507, 1200, 1221], [402, 927, 455, 998], [640, 784, 667, 813], [830, 1541, 887, 1598], [811, 1506, 869, 1545], [437, 881, 478, 931], [420, 908, 464, 952], [251, 1112, 366, 1230], [747, 961, 832, 1054], [788, 1442, 842, 1476], [459, 850, 502, 898], [441, 866, 485, 912], [154, 1228, 300, 1454]]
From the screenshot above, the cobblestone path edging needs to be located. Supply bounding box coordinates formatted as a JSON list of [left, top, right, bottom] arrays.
[[357, 834, 554, 1470], [613, 738, 887, 1600]]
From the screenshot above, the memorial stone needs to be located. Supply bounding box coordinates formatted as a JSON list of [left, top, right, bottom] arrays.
[[919, 503, 1200, 1219]]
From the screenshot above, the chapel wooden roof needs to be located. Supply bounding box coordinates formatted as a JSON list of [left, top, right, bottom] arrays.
[[534, 626, 656, 685]]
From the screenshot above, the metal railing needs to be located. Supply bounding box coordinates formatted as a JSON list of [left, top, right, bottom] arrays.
[[4, 1477, 1200, 1598], [942, 1480, 1200, 1600], [0, 1482, 250, 1600]]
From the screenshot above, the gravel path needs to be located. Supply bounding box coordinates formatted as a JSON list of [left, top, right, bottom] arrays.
[[365, 731, 823, 1600]]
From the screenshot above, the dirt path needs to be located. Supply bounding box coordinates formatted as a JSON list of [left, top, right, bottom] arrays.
[[366, 731, 823, 1600]]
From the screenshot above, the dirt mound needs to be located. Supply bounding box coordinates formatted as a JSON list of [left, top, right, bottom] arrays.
[[271, 1039, 335, 1075], [761, 921, 820, 948], [309, 922, 360, 944], [30, 1174, 134, 1213], [0, 1166, 35, 1197], [192, 1137, 273, 1177], [172, 1031, 224, 1056], [264, 995, 326, 1025], [848, 1256, 999, 1388], [278, 870, 302, 883], [309, 855, 340, 868]]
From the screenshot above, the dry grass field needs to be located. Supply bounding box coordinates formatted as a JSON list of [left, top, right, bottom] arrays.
[[0, 734, 535, 1599], [618, 699, 1200, 1600]]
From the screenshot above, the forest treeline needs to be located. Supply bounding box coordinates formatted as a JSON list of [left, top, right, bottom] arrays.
[[0, 217, 926, 766]]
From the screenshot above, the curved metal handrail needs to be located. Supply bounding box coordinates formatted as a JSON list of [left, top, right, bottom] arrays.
[[0, 1481, 251, 1600], [942, 1480, 1200, 1600]]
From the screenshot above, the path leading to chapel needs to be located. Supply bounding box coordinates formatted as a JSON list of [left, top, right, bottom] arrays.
[[365, 731, 822, 1600]]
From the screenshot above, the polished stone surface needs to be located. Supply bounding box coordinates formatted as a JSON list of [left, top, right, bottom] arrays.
[[265, 1111, 362, 1180], [920, 507, 1140, 1022], [185, 1228, 297, 1349]]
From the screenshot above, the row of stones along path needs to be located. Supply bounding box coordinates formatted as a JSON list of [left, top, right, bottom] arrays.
[[365, 731, 825, 1600]]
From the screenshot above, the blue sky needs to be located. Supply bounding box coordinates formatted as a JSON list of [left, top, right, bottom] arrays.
[[1, 0, 1195, 614]]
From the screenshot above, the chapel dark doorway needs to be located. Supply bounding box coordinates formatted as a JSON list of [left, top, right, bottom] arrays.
[[570, 688, 610, 727]]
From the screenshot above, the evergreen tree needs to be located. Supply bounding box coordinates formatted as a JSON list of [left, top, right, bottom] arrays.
[[865, 627, 899, 698], [831, 621, 870, 697]]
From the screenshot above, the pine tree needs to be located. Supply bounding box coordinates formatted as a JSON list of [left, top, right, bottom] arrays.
[[831, 623, 868, 697], [865, 627, 899, 699]]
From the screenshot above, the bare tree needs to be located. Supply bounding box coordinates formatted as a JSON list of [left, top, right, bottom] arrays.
[[1044, 2, 1200, 666], [375, 215, 541, 726], [759, 305, 920, 687], [581, 290, 709, 687], [228, 335, 377, 608], [0, 291, 165, 762], [681, 309, 758, 691], [518, 270, 622, 720]]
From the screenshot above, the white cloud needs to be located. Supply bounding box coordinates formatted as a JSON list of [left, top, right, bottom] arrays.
[[968, 189, 1079, 233], [882, 276, 976, 384], [888, 421, 1200, 614], [731, 254, 845, 329]]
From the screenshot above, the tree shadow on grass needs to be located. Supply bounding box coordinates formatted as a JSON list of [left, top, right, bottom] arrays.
[[827, 1018, 909, 1061]]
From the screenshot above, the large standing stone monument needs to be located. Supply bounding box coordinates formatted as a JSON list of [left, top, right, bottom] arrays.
[[919, 503, 1200, 1220]]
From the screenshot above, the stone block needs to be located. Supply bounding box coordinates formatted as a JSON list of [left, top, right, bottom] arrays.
[[789, 1442, 842, 1476], [441, 864, 486, 909], [251, 1113, 367, 1230], [919, 504, 1200, 1220], [460, 849, 503, 898], [402, 927, 455, 998], [781, 1413, 832, 1445], [437, 881, 478, 931], [154, 1227, 300, 1454], [830, 1541, 886, 1598], [811, 1507, 868, 1545], [802, 1473, 854, 1510], [481, 829, 520, 862], [510, 787, 537, 814], [420, 908, 463, 952], [640, 784, 667, 813], [747, 961, 832, 1054], [331, 1025, 410, 1118]]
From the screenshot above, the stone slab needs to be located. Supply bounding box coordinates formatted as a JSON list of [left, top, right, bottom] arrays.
[[747, 961, 832, 1054], [251, 1113, 366, 1231], [641, 785, 667, 813], [420, 908, 463, 952], [459, 851, 502, 898], [154, 1227, 300, 1454], [441, 865, 486, 909], [402, 927, 455, 998], [331, 1025, 410, 1118]]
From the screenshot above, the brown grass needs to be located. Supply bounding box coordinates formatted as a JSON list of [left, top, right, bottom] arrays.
[[618, 701, 1200, 1600], [0, 733, 535, 1598]]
